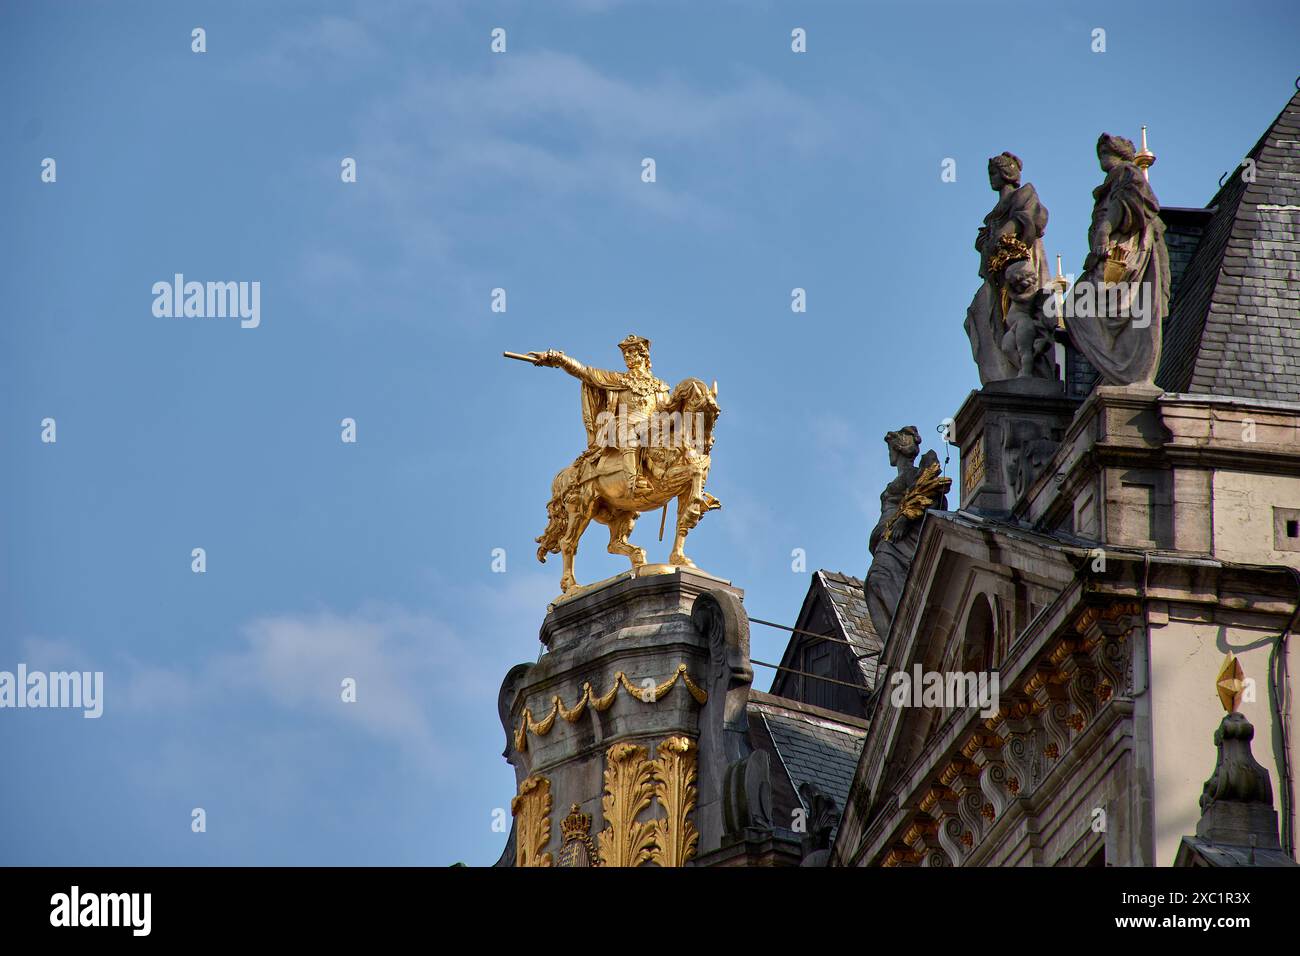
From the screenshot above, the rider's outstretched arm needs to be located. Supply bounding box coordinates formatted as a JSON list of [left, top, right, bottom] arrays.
[[528, 351, 621, 388]]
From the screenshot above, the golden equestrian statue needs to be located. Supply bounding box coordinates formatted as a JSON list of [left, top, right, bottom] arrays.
[[504, 335, 721, 595]]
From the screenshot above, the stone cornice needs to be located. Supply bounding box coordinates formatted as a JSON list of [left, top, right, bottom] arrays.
[[1021, 388, 1300, 527]]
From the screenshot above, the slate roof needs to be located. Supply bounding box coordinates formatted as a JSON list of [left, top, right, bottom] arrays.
[[815, 570, 884, 689], [747, 691, 868, 831], [768, 570, 883, 715], [1158, 90, 1300, 399]]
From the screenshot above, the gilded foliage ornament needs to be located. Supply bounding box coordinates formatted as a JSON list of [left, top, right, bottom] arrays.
[[511, 775, 553, 868], [651, 736, 700, 868]]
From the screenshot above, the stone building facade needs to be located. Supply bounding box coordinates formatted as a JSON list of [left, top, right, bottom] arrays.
[[493, 90, 1299, 868], [833, 89, 1300, 868]]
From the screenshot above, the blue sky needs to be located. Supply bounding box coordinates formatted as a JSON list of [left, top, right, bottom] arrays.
[[1, 0, 1296, 866]]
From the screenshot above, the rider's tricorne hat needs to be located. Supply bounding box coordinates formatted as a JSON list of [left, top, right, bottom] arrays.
[[618, 334, 651, 352]]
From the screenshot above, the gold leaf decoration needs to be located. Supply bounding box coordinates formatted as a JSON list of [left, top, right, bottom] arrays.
[[558, 804, 599, 868], [511, 775, 553, 867], [883, 461, 952, 542], [598, 742, 656, 868], [513, 665, 708, 753], [651, 736, 699, 867]]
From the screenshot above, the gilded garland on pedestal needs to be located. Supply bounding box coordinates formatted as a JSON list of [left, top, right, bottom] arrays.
[[513, 663, 708, 753]]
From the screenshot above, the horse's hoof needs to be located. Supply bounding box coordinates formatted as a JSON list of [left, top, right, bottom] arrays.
[[669, 555, 696, 569]]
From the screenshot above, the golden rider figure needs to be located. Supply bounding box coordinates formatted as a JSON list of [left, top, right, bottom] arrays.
[[527, 335, 669, 498]]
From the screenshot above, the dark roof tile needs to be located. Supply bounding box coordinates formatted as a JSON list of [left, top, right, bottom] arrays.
[[1158, 90, 1300, 400]]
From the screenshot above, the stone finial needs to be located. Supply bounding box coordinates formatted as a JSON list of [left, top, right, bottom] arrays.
[[797, 781, 839, 867], [1195, 711, 1281, 849]]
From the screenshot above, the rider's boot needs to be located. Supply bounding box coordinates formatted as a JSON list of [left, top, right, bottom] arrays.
[[623, 448, 650, 497]]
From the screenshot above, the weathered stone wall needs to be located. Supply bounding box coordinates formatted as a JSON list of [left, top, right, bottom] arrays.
[[1213, 470, 1300, 568]]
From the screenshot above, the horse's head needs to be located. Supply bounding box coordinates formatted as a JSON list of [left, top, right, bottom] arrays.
[[667, 377, 719, 414], [663, 377, 719, 454]]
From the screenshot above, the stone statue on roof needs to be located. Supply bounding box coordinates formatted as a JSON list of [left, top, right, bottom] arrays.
[[1062, 133, 1171, 387], [863, 426, 951, 641], [964, 152, 1058, 385]]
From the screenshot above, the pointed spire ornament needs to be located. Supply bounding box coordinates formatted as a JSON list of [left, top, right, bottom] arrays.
[[1135, 125, 1156, 179], [1215, 652, 1246, 713]]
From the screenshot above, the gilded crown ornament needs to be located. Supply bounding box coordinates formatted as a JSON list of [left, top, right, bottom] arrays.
[[560, 804, 592, 840], [558, 804, 599, 867]]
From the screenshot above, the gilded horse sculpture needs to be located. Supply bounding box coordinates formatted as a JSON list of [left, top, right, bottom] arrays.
[[505, 335, 721, 594]]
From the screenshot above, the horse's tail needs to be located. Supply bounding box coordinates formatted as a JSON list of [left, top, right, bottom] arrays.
[[535, 462, 578, 562]]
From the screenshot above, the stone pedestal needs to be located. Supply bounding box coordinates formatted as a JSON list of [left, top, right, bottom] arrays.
[[497, 566, 759, 866], [953, 378, 1081, 515]]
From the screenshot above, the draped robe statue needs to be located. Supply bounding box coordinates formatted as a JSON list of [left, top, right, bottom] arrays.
[[1064, 133, 1171, 386], [863, 427, 950, 642], [964, 152, 1054, 384]]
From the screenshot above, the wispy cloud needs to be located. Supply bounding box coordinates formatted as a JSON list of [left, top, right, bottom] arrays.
[[263, 17, 838, 316], [90, 563, 553, 762], [245, 14, 385, 86], [358, 49, 830, 219]]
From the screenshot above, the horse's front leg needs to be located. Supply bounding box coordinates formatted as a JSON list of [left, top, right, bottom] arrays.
[[560, 505, 592, 593], [667, 502, 693, 566], [669, 468, 706, 567]]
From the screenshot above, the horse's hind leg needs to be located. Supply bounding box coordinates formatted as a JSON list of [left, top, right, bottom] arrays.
[[605, 509, 646, 570]]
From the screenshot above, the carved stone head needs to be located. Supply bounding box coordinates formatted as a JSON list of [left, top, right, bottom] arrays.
[[885, 425, 922, 467], [988, 151, 1022, 190], [1004, 257, 1041, 303], [1096, 133, 1136, 171]]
